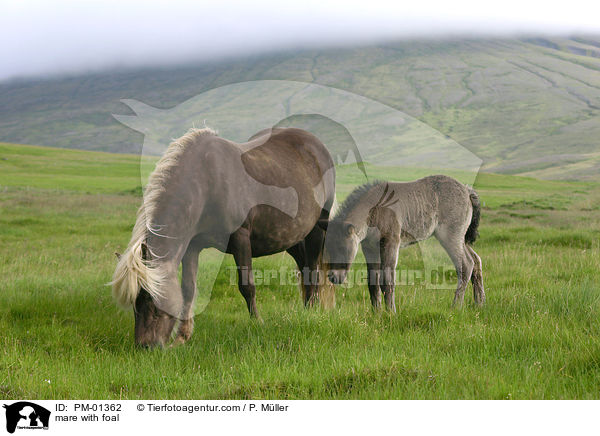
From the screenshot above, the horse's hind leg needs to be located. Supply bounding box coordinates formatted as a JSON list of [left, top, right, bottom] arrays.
[[302, 224, 327, 306], [173, 241, 201, 346], [287, 242, 309, 302], [228, 228, 261, 320], [466, 245, 485, 305], [453, 246, 473, 307], [380, 238, 399, 313], [436, 232, 474, 307]]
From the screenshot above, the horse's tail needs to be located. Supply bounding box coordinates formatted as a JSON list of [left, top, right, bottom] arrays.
[[318, 194, 337, 308], [111, 206, 165, 308], [297, 197, 337, 309], [317, 249, 336, 309], [295, 249, 336, 309], [465, 187, 481, 245]]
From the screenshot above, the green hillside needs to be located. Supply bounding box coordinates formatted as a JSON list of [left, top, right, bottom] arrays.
[[1, 36, 599, 179]]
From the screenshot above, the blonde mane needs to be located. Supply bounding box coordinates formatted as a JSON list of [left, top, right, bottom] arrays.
[[144, 127, 217, 233], [111, 127, 217, 308]]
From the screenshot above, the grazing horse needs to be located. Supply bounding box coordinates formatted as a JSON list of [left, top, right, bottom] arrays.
[[112, 127, 335, 347], [325, 175, 484, 311]]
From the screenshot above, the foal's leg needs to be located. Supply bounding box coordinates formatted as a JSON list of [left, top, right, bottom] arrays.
[[466, 245, 485, 305], [362, 241, 382, 310], [438, 235, 474, 307], [380, 238, 399, 313], [173, 242, 201, 345], [228, 228, 261, 320]]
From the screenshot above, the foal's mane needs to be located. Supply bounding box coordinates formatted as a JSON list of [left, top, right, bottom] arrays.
[[332, 180, 383, 223]]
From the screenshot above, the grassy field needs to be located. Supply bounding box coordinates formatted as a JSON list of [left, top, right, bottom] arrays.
[[1, 142, 599, 399]]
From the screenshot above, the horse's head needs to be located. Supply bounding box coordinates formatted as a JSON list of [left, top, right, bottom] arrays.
[[113, 248, 177, 348], [325, 220, 360, 284], [133, 288, 177, 348]]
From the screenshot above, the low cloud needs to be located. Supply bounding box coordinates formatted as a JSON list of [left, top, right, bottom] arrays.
[[2, 0, 599, 81]]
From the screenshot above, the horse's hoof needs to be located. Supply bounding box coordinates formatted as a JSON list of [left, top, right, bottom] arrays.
[[170, 336, 186, 347], [249, 312, 264, 324]]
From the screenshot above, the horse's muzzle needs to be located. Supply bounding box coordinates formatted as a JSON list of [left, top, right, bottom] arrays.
[[134, 288, 176, 348]]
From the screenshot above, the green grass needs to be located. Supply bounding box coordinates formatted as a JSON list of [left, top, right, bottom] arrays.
[[1, 142, 599, 399]]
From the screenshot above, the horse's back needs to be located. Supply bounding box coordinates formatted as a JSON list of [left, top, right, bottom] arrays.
[[241, 127, 334, 186], [389, 175, 469, 203], [416, 175, 472, 237], [384, 175, 470, 243], [236, 127, 335, 255]]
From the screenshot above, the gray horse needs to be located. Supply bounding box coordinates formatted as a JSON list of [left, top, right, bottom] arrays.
[[325, 175, 484, 311], [112, 127, 335, 347]]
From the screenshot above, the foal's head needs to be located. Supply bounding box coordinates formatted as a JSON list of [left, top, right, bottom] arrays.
[[325, 220, 360, 284], [325, 182, 400, 285]]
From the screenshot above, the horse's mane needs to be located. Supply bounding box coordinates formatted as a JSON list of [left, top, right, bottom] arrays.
[[111, 127, 217, 308], [332, 180, 383, 223], [143, 127, 217, 230]]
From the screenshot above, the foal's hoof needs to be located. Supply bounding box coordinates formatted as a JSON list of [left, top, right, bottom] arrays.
[[452, 297, 466, 308]]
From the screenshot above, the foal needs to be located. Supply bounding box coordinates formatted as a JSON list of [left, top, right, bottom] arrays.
[[325, 175, 484, 311]]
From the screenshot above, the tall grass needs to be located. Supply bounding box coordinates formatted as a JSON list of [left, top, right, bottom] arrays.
[[0, 143, 599, 399]]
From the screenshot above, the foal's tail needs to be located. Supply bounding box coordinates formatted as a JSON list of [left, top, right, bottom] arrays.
[[465, 187, 481, 245], [111, 207, 165, 308]]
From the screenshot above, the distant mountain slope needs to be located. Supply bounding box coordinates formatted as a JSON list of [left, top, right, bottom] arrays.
[[0, 37, 599, 179]]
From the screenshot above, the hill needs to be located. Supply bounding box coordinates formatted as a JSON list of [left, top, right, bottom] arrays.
[[1, 36, 599, 180]]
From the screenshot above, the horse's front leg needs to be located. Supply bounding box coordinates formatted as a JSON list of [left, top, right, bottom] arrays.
[[380, 238, 399, 313], [228, 228, 261, 320], [173, 241, 202, 346]]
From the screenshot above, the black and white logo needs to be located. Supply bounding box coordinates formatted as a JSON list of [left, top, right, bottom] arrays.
[[3, 402, 50, 434]]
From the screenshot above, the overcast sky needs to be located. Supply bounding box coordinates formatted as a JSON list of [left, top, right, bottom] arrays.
[[2, 0, 600, 81]]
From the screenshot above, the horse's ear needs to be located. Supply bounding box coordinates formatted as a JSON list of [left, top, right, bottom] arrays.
[[317, 218, 329, 231], [346, 223, 356, 236], [114, 252, 122, 260]]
